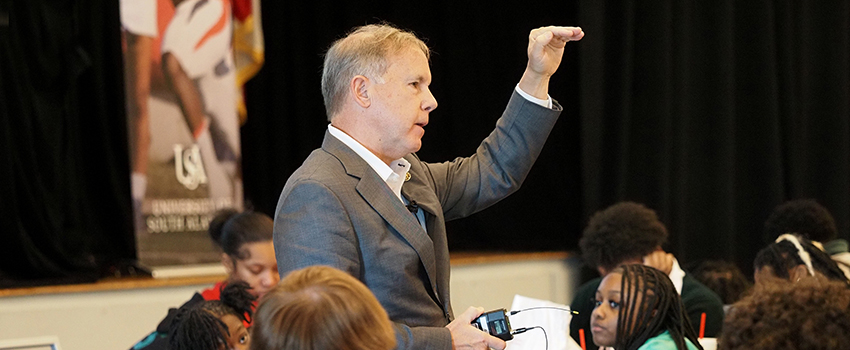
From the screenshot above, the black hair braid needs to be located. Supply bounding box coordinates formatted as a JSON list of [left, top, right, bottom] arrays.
[[753, 242, 797, 279], [802, 239, 849, 284], [755, 235, 849, 284], [615, 265, 702, 350], [168, 282, 257, 350], [168, 306, 229, 350], [218, 281, 257, 323]]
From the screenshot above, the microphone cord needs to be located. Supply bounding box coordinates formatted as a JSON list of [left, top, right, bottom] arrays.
[[508, 306, 575, 350], [512, 326, 548, 350], [510, 306, 578, 315]]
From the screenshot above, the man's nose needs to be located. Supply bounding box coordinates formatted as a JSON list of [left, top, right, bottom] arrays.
[[422, 88, 438, 112]]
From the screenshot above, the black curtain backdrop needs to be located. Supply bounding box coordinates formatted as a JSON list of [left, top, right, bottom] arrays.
[[579, 0, 850, 276], [2, 0, 849, 285], [0, 0, 134, 286]]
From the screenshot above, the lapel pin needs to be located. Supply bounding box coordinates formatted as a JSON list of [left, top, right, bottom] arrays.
[[405, 172, 411, 182]]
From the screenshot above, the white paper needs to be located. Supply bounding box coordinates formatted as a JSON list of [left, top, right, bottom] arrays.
[[506, 295, 584, 350]]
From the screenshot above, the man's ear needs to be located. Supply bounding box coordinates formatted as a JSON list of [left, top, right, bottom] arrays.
[[789, 264, 811, 282], [351, 75, 371, 108], [221, 253, 234, 275]]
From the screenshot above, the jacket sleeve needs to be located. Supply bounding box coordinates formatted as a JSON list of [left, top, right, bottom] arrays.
[[392, 323, 453, 350], [423, 91, 562, 221]]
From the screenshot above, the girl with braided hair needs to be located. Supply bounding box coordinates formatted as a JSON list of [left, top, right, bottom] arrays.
[[169, 281, 256, 350], [132, 210, 277, 350], [753, 233, 849, 286], [591, 264, 703, 350]]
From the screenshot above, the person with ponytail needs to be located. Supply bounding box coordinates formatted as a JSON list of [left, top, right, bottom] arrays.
[[203, 209, 280, 303], [131, 209, 278, 350], [169, 281, 256, 350], [753, 233, 849, 286], [591, 264, 703, 350]]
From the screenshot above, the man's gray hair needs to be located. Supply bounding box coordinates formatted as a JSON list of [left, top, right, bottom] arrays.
[[321, 24, 430, 120]]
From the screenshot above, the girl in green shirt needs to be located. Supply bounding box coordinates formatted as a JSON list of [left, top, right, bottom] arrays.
[[591, 264, 703, 350]]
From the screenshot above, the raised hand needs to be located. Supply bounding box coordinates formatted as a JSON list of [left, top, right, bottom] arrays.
[[519, 26, 584, 100], [527, 26, 584, 77]]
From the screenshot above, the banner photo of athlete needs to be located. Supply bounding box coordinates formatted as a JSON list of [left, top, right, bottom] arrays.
[[119, 0, 257, 269]]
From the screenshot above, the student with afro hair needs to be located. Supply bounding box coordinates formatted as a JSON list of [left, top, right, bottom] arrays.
[[719, 278, 850, 350], [570, 202, 723, 348]]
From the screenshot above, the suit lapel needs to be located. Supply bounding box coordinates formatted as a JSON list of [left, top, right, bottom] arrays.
[[321, 132, 441, 300]]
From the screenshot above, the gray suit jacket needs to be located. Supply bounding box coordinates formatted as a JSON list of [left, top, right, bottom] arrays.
[[274, 91, 562, 350]]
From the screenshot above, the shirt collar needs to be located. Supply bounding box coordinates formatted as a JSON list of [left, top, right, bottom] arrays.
[[669, 257, 685, 295], [328, 124, 394, 181]]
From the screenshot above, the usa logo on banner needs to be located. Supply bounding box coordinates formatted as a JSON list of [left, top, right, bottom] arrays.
[[119, 0, 262, 271]]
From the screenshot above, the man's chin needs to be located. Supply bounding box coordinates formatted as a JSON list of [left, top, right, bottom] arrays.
[[406, 140, 422, 154]]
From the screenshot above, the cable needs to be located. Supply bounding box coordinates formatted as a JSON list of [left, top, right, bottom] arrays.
[[512, 326, 548, 350], [510, 306, 579, 315]]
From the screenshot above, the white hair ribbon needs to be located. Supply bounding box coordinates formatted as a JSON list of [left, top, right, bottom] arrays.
[[775, 233, 816, 277]]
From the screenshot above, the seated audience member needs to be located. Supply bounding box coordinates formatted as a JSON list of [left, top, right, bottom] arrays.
[[719, 278, 850, 350], [170, 281, 256, 350], [753, 233, 849, 286], [570, 202, 723, 347], [764, 198, 850, 279], [202, 209, 280, 303], [689, 260, 750, 313], [592, 264, 703, 350], [250, 265, 396, 350], [132, 210, 278, 350]]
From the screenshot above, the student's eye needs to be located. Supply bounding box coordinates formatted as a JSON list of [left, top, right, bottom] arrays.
[[609, 301, 620, 309], [240, 335, 248, 344], [591, 297, 602, 307], [410, 81, 420, 88]]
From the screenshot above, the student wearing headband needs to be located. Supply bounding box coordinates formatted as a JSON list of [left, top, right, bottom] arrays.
[[753, 233, 849, 285]]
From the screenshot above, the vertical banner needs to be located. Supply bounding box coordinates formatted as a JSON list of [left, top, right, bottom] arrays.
[[120, 0, 245, 269]]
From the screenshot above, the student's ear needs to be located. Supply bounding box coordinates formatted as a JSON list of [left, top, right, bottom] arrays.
[[351, 75, 371, 108], [789, 264, 811, 282], [221, 253, 234, 275]]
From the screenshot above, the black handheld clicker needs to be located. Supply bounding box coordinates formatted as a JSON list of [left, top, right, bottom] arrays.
[[471, 308, 514, 341]]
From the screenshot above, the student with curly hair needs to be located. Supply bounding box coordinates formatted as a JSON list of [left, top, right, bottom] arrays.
[[169, 281, 256, 350], [753, 233, 849, 286], [570, 202, 723, 347], [764, 199, 850, 279], [250, 265, 396, 350], [132, 210, 278, 350], [592, 264, 703, 350], [719, 278, 850, 350], [689, 260, 751, 313]]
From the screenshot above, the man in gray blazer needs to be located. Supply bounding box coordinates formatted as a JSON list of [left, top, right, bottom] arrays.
[[274, 23, 584, 350]]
